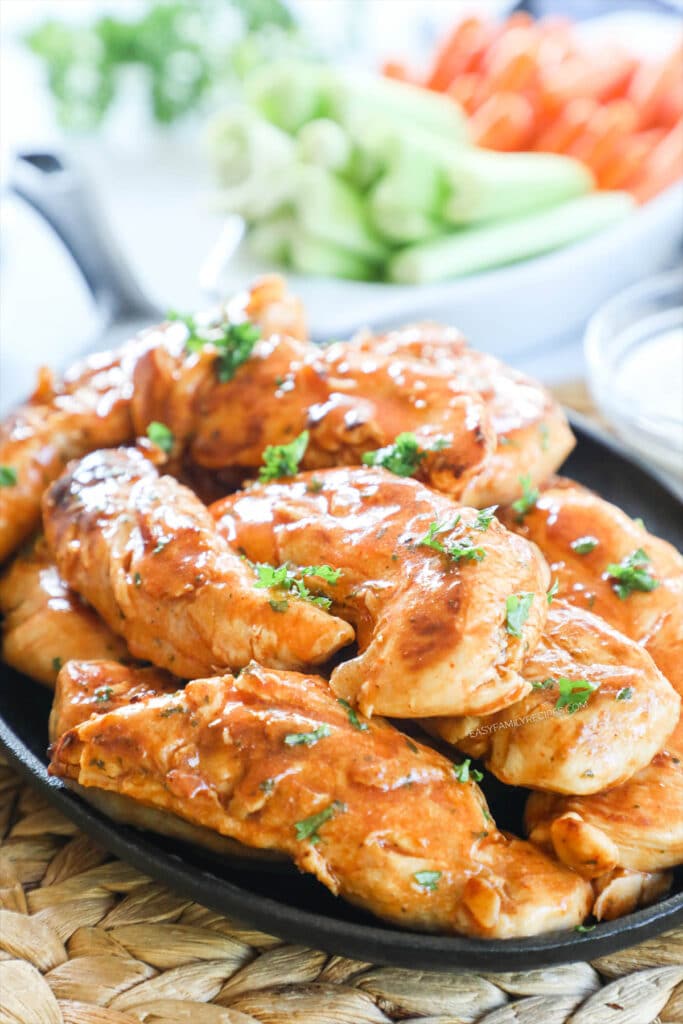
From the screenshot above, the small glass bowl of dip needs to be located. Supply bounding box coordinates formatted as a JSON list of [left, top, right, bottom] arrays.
[[585, 269, 683, 481]]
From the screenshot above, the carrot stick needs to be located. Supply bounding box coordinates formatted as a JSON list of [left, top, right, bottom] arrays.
[[470, 92, 536, 151], [426, 17, 488, 91], [382, 61, 414, 84], [629, 44, 683, 130], [566, 100, 639, 167], [447, 72, 489, 115], [596, 129, 663, 190], [533, 97, 599, 153], [631, 121, 683, 202]]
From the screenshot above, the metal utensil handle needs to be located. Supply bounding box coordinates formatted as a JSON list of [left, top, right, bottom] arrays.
[[9, 151, 160, 324]]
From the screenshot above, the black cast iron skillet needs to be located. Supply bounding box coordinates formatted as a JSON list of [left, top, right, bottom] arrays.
[[1, 151, 681, 970]]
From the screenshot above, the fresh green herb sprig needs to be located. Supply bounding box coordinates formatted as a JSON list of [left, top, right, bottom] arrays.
[[547, 578, 559, 604], [0, 465, 17, 487], [172, 311, 261, 384], [474, 506, 497, 531], [284, 724, 331, 747], [571, 536, 598, 555], [555, 677, 598, 714], [452, 759, 483, 783], [505, 592, 534, 638], [254, 561, 341, 610], [146, 420, 174, 454], [294, 800, 344, 844], [259, 430, 309, 482], [418, 517, 486, 563], [338, 698, 368, 732], [511, 474, 539, 520], [413, 870, 441, 891], [362, 432, 448, 478], [605, 548, 659, 599]]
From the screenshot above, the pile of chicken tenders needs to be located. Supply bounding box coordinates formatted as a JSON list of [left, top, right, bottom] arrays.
[[0, 276, 681, 940]]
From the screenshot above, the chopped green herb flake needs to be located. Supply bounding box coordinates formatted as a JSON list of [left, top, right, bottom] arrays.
[[511, 474, 539, 519], [90, 759, 105, 769], [133, 572, 142, 587], [307, 476, 324, 493], [159, 704, 187, 718], [259, 430, 309, 482], [606, 548, 659, 599], [146, 420, 174, 454], [172, 311, 261, 383], [539, 422, 550, 451], [547, 578, 559, 604], [284, 724, 331, 747], [505, 592, 535, 638], [418, 516, 484, 562], [260, 778, 275, 793], [616, 687, 633, 701], [474, 506, 497, 531], [338, 698, 369, 731], [571, 536, 599, 555], [269, 598, 289, 612], [555, 677, 598, 714], [634, 517, 645, 530], [52, 657, 62, 673], [362, 432, 448, 478], [531, 678, 554, 690], [255, 561, 340, 610], [294, 801, 344, 844], [94, 686, 113, 703], [575, 924, 596, 933], [413, 870, 441, 891], [153, 538, 169, 554], [452, 759, 483, 783], [0, 466, 17, 487], [405, 737, 419, 754]]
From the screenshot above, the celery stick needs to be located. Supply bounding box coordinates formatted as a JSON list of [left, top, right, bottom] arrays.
[[206, 107, 296, 220], [247, 213, 297, 264], [443, 150, 594, 225], [296, 118, 352, 172], [371, 203, 444, 245], [293, 165, 387, 262], [245, 61, 332, 133], [330, 69, 469, 141], [290, 232, 377, 281], [368, 146, 447, 243], [389, 192, 634, 285]]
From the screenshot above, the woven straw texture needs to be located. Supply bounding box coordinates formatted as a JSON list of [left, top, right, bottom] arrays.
[[0, 758, 681, 1024]]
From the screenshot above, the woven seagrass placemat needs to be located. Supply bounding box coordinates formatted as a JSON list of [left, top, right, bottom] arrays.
[[2, 384, 682, 1024]]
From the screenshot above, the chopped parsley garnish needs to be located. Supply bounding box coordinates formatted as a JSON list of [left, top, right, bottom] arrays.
[[260, 778, 275, 793], [170, 310, 261, 384], [405, 737, 419, 754], [571, 536, 599, 555], [555, 677, 598, 714], [338, 698, 368, 732], [474, 506, 497, 531], [634, 517, 645, 530], [133, 572, 142, 587], [413, 870, 441, 892], [254, 561, 341, 610], [616, 687, 633, 701], [269, 598, 289, 613], [153, 538, 169, 554], [146, 420, 174, 454], [505, 592, 534, 638], [605, 548, 659, 600], [452, 759, 483, 783], [362, 432, 448, 478], [531, 678, 554, 690], [259, 430, 309, 482], [294, 801, 344, 844], [511, 474, 539, 520], [52, 657, 62, 673], [575, 924, 596, 933], [94, 686, 113, 703], [159, 704, 187, 717], [307, 476, 324, 493], [547, 578, 559, 604], [284, 724, 331, 747], [0, 466, 17, 487], [418, 517, 485, 563]]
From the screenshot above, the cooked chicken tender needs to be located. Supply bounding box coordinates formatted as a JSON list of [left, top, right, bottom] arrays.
[[428, 601, 680, 794], [511, 481, 683, 878], [0, 276, 306, 565], [49, 659, 177, 741], [49, 663, 592, 938], [130, 325, 494, 500], [0, 536, 129, 687], [353, 323, 575, 507], [211, 467, 549, 718], [499, 478, 683, 692], [43, 448, 353, 678]]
